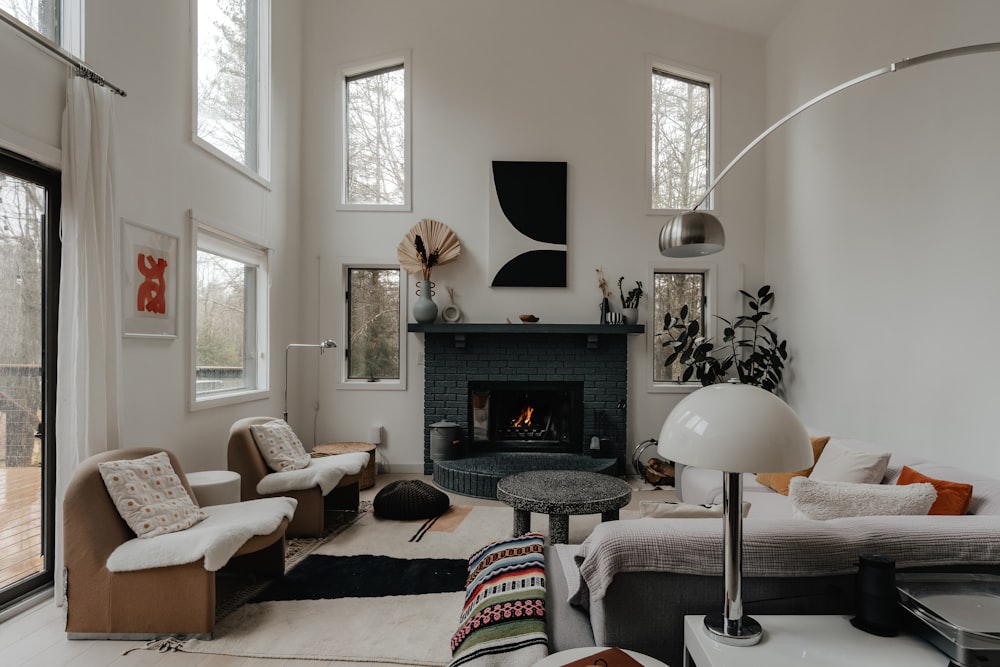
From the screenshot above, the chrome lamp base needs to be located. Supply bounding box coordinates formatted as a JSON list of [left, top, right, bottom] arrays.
[[703, 613, 763, 646]]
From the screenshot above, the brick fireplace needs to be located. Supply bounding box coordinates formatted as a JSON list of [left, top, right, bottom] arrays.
[[413, 324, 643, 477]]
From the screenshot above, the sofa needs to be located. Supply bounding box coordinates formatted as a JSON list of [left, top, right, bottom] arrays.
[[544, 431, 1000, 666], [227, 416, 368, 537], [64, 448, 294, 639]]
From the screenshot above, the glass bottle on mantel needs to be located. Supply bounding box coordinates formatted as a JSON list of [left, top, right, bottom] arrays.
[[599, 297, 610, 324]]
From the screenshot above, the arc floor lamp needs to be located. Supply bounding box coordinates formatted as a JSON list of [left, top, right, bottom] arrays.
[[283, 339, 336, 424], [656, 41, 1000, 649], [658, 41, 1000, 258]]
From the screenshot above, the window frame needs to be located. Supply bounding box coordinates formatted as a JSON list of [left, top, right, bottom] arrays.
[[338, 260, 407, 391], [647, 262, 717, 394], [192, 0, 272, 187], [0, 0, 80, 54], [645, 55, 718, 216], [338, 51, 412, 212], [188, 210, 270, 410]]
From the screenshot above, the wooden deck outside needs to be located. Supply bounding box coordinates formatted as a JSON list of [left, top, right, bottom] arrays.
[[0, 466, 43, 590]]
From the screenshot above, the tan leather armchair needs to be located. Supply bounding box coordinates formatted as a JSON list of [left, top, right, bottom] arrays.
[[63, 447, 287, 639], [227, 417, 361, 537]]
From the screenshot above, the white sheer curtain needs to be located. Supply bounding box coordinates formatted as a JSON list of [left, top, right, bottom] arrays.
[[54, 77, 123, 604]]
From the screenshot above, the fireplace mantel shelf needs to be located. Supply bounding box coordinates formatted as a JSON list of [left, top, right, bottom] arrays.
[[407, 323, 644, 334], [408, 323, 644, 349]]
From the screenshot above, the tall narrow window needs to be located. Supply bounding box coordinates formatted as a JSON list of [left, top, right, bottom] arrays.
[[0, 151, 59, 610], [0, 0, 81, 55], [652, 270, 708, 384], [195, 0, 271, 181], [343, 265, 405, 389], [1, 0, 57, 42], [342, 55, 410, 210], [191, 218, 269, 406], [649, 65, 712, 211]]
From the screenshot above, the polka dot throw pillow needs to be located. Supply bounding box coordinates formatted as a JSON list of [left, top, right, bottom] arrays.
[[98, 451, 207, 538]]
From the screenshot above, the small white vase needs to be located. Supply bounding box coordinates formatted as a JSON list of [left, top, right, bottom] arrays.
[[622, 307, 639, 325]]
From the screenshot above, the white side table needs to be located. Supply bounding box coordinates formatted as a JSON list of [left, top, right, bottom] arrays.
[[186, 470, 241, 506], [534, 646, 669, 666], [683, 615, 948, 667]]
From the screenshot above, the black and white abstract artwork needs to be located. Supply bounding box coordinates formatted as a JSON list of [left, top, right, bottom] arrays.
[[489, 160, 567, 287]]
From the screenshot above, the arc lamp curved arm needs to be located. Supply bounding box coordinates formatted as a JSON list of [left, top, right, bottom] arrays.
[[659, 42, 1000, 258]]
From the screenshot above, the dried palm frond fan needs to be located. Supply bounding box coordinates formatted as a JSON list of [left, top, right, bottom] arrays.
[[397, 219, 462, 281]]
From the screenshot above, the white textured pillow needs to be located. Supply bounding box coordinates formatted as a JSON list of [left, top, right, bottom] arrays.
[[249, 420, 310, 471], [789, 476, 936, 520], [99, 452, 206, 538], [808, 439, 890, 484], [639, 501, 751, 518]]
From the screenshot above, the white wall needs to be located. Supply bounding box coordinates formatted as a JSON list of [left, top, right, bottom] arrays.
[[0, 0, 766, 475], [765, 0, 1000, 474], [300, 0, 769, 470], [0, 1, 304, 473]]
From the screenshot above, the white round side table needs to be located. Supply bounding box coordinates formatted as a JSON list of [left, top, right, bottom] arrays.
[[186, 470, 241, 506], [533, 647, 669, 666]]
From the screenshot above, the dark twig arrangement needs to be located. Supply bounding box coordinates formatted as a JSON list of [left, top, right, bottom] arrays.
[[618, 277, 644, 309], [413, 235, 440, 280]]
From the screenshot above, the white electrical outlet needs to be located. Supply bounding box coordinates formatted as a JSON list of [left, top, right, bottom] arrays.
[[370, 424, 383, 445]]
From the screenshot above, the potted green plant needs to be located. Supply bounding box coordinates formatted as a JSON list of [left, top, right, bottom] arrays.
[[618, 277, 643, 325], [658, 285, 788, 393]]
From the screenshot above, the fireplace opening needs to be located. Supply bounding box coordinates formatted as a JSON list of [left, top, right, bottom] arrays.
[[468, 381, 583, 453]]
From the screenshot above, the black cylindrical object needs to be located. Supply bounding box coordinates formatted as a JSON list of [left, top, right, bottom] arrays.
[[851, 554, 899, 636]]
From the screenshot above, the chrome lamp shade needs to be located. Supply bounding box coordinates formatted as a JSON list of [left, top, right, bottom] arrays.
[[658, 211, 725, 258], [658, 384, 811, 646]]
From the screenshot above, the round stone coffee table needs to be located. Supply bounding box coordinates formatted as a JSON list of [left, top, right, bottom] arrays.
[[495, 470, 631, 544]]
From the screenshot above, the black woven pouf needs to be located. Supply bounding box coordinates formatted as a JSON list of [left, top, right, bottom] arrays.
[[373, 479, 450, 520]]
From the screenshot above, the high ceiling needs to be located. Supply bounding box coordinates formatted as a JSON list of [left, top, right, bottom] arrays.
[[623, 0, 796, 39]]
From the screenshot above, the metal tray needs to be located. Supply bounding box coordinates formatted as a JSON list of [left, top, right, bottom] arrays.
[[897, 573, 1000, 667]]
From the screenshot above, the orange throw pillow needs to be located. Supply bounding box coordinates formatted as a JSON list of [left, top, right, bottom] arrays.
[[896, 465, 974, 515], [756, 436, 830, 495]]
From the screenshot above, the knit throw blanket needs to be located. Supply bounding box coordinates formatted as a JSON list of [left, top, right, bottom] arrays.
[[571, 515, 1000, 605], [449, 532, 548, 667]]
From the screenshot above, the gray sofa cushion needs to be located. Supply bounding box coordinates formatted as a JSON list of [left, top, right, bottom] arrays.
[[544, 545, 594, 653]]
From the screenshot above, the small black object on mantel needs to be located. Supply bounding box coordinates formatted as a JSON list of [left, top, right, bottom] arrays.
[[851, 553, 900, 637]]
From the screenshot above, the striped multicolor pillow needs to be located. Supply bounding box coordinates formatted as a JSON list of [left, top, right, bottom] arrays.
[[449, 532, 548, 667]]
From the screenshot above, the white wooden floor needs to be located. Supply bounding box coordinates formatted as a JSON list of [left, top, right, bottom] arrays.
[[0, 472, 673, 666]]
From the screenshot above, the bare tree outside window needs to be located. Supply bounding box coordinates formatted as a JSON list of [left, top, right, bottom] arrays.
[[0, 172, 44, 467], [653, 271, 706, 382], [196, 0, 261, 171], [0, 0, 58, 42], [345, 65, 406, 206], [651, 68, 710, 210], [347, 268, 400, 380], [195, 250, 252, 394]]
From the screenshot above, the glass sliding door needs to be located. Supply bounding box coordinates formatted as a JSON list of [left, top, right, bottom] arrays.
[[0, 150, 59, 609]]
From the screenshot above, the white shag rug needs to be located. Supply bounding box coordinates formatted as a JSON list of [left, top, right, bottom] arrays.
[[162, 504, 631, 665]]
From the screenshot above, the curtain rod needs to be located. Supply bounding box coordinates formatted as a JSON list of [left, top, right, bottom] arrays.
[[0, 9, 126, 97]]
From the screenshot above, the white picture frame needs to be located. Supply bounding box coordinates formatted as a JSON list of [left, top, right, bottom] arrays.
[[121, 219, 179, 339]]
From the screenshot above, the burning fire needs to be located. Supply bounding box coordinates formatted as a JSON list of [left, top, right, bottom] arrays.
[[511, 404, 534, 427]]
